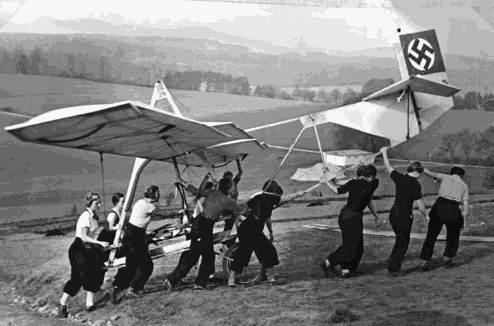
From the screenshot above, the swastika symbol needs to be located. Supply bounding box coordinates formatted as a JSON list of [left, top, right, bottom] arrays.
[[407, 38, 435, 71]]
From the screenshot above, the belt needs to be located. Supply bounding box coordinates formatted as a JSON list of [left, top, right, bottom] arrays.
[[438, 196, 460, 204]]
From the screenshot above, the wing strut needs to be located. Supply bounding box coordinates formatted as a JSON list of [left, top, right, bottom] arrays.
[[313, 125, 326, 172], [264, 125, 307, 192], [409, 91, 424, 132], [99, 152, 107, 213]]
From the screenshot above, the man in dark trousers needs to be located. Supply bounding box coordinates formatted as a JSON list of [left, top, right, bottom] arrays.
[[163, 176, 250, 290], [380, 147, 428, 277], [419, 166, 469, 271]]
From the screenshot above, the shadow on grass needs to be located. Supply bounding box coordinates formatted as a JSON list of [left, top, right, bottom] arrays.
[[370, 309, 469, 326], [280, 228, 494, 282]]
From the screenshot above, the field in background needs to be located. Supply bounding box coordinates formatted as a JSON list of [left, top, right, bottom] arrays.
[[0, 74, 493, 226], [1, 74, 494, 326], [281, 84, 364, 94]]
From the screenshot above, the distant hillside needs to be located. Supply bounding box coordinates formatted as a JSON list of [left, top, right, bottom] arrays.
[[396, 110, 494, 161], [0, 74, 493, 223], [1, 32, 493, 93]]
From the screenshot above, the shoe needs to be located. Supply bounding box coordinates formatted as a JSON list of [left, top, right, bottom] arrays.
[[420, 264, 433, 273], [193, 284, 206, 291], [126, 288, 141, 298], [163, 277, 175, 291], [320, 262, 329, 278], [109, 286, 120, 305], [444, 259, 456, 268], [58, 304, 68, 318], [85, 305, 97, 312], [388, 270, 406, 277], [228, 281, 238, 288]]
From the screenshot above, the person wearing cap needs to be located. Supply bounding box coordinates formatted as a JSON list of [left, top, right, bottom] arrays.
[[109, 185, 160, 302], [58, 192, 109, 318], [419, 166, 469, 271], [319, 164, 380, 278], [164, 176, 250, 291], [380, 147, 428, 277]]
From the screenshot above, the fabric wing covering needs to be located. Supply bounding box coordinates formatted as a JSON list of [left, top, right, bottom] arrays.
[[4, 100, 266, 162]]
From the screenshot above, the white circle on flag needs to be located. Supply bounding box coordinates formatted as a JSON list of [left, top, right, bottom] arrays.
[[407, 38, 435, 71]]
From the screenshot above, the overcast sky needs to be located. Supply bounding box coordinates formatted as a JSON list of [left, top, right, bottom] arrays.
[[0, 0, 493, 57]]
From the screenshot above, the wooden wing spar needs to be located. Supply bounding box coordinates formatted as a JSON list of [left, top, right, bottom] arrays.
[[4, 100, 267, 163]]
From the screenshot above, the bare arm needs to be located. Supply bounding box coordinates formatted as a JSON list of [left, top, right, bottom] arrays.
[[107, 212, 121, 231], [81, 227, 107, 246], [462, 188, 469, 225], [235, 159, 243, 181], [415, 199, 428, 220], [320, 179, 339, 195], [422, 168, 441, 180], [367, 201, 379, 221], [379, 147, 394, 174]]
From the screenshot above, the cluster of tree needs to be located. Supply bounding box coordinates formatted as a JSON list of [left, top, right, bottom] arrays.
[[453, 91, 494, 111], [1, 45, 402, 105], [429, 127, 494, 166]]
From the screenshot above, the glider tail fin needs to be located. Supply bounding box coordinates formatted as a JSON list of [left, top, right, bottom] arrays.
[[150, 80, 196, 119], [393, 29, 449, 84]]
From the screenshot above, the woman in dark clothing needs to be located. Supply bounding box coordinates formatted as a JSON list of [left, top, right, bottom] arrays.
[[320, 164, 380, 278], [227, 180, 282, 286], [97, 192, 125, 262], [58, 192, 109, 318], [381, 147, 428, 277], [227, 180, 315, 286]]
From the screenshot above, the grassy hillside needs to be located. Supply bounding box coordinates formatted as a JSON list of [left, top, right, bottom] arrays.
[[0, 75, 493, 224], [1, 32, 494, 93]]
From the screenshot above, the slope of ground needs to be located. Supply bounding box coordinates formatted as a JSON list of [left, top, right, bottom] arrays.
[[2, 200, 494, 326], [1, 74, 493, 225]]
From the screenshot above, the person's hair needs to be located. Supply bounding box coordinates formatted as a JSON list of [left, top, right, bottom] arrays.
[[112, 192, 124, 206], [144, 185, 160, 201], [362, 165, 377, 178], [407, 161, 424, 174], [218, 178, 233, 194], [450, 166, 465, 177], [204, 182, 214, 190], [223, 171, 233, 179], [262, 180, 284, 196], [356, 165, 365, 177], [85, 192, 100, 208]]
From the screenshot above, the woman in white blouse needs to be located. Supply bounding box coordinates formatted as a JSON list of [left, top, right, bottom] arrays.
[[58, 192, 109, 318], [109, 185, 160, 302]]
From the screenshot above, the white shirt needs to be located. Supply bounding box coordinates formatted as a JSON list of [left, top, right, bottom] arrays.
[[193, 197, 205, 218], [75, 208, 99, 239], [436, 174, 469, 203], [129, 199, 156, 229], [107, 207, 121, 228]]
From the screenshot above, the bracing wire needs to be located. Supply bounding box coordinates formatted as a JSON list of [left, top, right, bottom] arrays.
[[0, 0, 30, 30]]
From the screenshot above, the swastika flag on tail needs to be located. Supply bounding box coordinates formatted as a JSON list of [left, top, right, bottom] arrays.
[[399, 29, 446, 77]]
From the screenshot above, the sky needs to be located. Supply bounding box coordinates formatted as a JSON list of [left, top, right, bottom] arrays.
[[0, 0, 493, 57]]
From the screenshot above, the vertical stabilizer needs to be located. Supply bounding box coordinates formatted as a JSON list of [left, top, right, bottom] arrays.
[[149, 80, 184, 117], [393, 29, 449, 84]]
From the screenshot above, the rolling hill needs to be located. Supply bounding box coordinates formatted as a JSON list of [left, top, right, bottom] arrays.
[[0, 74, 493, 225], [1, 31, 494, 93]]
